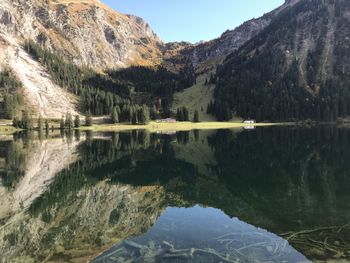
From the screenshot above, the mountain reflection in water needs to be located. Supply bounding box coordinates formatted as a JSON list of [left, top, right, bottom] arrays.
[[0, 126, 349, 262]]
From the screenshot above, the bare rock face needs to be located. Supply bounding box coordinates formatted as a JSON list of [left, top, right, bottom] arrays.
[[0, 33, 80, 118], [0, 0, 163, 69]]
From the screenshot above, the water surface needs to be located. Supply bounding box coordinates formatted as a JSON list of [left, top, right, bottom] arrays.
[[0, 126, 349, 262]]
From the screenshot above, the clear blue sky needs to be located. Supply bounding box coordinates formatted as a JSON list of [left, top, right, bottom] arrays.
[[101, 0, 284, 43]]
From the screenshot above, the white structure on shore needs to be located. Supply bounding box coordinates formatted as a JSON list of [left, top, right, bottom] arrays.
[[243, 120, 256, 124], [156, 118, 177, 123]]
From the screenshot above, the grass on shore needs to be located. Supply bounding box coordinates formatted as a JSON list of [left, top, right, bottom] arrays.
[[0, 125, 19, 135], [78, 121, 281, 133], [171, 74, 216, 122], [171, 74, 244, 123], [0, 119, 284, 135]]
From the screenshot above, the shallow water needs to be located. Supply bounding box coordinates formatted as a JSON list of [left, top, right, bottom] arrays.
[[94, 206, 308, 263], [0, 126, 349, 262]]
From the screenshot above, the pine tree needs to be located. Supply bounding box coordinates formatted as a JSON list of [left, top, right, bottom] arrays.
[[85, 112, 92, 126], [124, 105, 131, 123], [111, 107, 119, 124], [74, 115, 81, 128], [38, 115, 44, 130], [207, 101, 214, 114], [12, 116, 20, 128], [176, 108, 181, 121], [60, 116, 65, 130], [138, 105, 149, 124], [132, 111, 138, 124], [176, 107, 189, 121], [144, 105, 150, 124], [183, 107, 189, 121], [193, 110, 200, 122], [150, 105, 158, 120], [21, 110, 33, 130], [45, 119, 49, 132], [65, 112, 73, 130]]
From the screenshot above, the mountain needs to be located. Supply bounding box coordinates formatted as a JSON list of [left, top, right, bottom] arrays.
[[0, 0, 167, 118], [212, 0, 350, 121], [1, 0, 348, 122]]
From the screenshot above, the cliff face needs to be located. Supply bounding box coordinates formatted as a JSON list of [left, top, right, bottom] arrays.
[[0, 0, 163, 69]]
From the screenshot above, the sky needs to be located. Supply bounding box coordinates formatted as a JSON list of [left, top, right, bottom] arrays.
[[101, 0, 284, 43]]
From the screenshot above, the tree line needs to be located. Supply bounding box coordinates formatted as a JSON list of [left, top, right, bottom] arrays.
[[111, 104, 150, 124], [176, 107, 200, 122], [12, 111, 82, 131], [0, 69, 24, 119], [108, 65, 196, 111]]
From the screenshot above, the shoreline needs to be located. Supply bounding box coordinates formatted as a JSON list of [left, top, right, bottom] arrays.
[[3, 120, 348, 135], [0, 121, 292, 135], [77, 121, 285, 133]]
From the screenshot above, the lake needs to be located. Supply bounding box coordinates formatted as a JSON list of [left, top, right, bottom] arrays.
[[0, 126, 349, 262]]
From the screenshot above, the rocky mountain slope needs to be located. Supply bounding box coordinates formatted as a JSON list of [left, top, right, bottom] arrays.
[[0, 0, 163, 69], [213, 0, 350, 121], [0, 0, 166, 117], [0, 33, 79, 118]]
